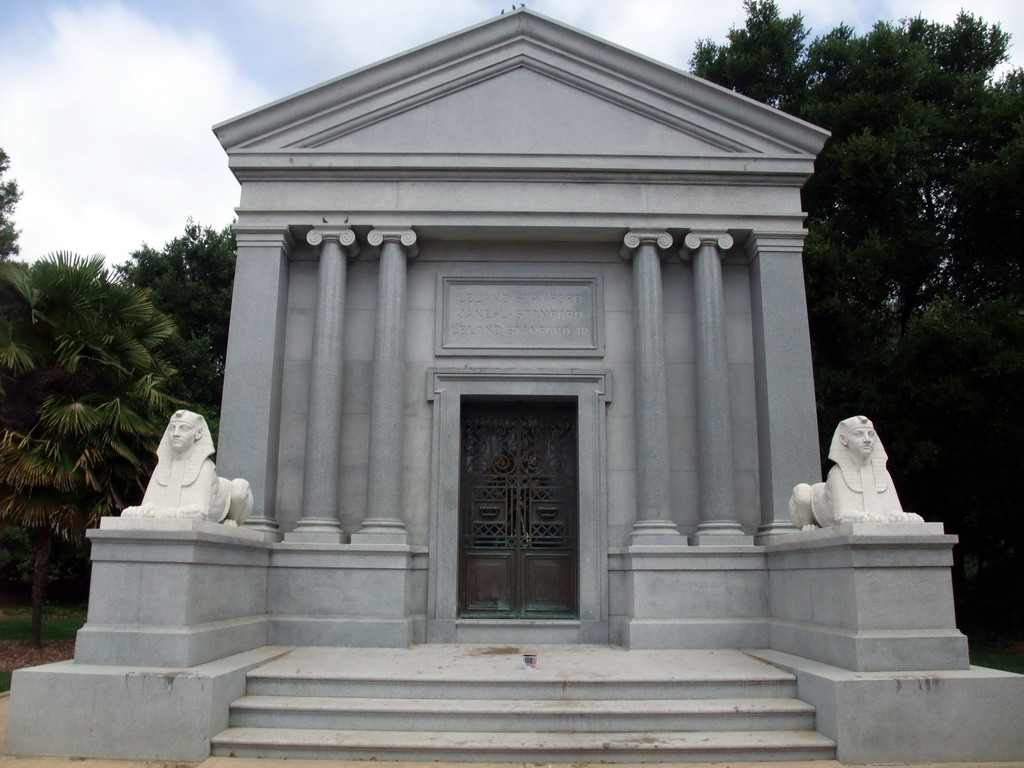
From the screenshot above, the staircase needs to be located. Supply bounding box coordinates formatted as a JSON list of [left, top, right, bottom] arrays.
[[211, 644, 835, 762]]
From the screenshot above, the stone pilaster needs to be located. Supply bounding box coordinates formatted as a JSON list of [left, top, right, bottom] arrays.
[[220, 226, 293, 542], [286, 228, 358, 543], [621, 231, 686, 545], [683, 232, 751, 544], [747, 232, 819, 541], [352, 228, 418, 544]]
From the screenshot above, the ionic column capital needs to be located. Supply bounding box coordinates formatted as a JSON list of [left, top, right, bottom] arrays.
[[368, 228, 418, 258], [307, 227, 358, 255], [620, 230, 673, 260], [681, 232, 734, 259]]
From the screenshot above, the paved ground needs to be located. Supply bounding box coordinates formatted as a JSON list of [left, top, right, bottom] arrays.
[[251, 644, 794, 681], [3, 691, 1022, 768]]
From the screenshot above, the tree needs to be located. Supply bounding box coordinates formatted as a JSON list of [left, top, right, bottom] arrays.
[[0, 147, 21, 259], [691, 0, 810, 110], [116, 220, 236, 436], [0, 253, 175, 646], [693, 2, 1024, 626]]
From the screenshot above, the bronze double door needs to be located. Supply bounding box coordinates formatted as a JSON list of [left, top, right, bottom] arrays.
[[458, 401, 578, 619]]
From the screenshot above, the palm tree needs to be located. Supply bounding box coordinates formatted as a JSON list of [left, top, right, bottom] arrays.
[[0, 253, 176, 647]]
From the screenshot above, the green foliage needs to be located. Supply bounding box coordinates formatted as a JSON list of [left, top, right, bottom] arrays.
[[693, 3, 1024, 627], [0, 253, 177, 521], [0, 147, 21, 259], [0, 524, 90, 593], [0, 253, 175, 645], [116, 219, 236, 438], [691, 0, 810, 109]]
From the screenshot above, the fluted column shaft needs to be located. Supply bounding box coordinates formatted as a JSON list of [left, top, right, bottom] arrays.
[[621, 231, 685, 544], [353, 228, 417, 544], [287, 228, 357, 543], [684, 232, 748, 543]]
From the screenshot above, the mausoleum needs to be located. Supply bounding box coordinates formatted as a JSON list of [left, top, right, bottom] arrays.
[[6, 8, 1023, 765]]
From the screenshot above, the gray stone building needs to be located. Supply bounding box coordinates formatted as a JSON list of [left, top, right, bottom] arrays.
[[6, 9, 1023, 765], [212, 7, 827, 648]]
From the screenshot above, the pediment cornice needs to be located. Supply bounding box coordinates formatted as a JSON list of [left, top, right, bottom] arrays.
[[214, 9, 828, 161]]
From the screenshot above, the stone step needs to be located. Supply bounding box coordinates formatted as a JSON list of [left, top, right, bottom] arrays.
[[211, 726, 837, 762], [453, 619, 582, 644], [245, 675, 797, 701], [229, 695, 817, 732]]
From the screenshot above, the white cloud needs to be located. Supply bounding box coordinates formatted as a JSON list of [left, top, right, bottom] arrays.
[[0, 2, 270, 265], [1, 0, 1020, 270]]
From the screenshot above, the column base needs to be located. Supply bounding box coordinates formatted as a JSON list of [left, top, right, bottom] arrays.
[[284, 518, 345, 544], [690, 520, 754, 545], [754, 518, 798, 544], [350, 518, 408, 544], [630, 519, 689, 546], [242, 516, 283, 542]]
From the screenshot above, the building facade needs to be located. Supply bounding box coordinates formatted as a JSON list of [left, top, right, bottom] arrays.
[[212, 8, 826, 647], [8, 10, 1022, 765]]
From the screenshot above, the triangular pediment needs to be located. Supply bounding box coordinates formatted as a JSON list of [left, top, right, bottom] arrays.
[[292, 66, 749, 155], [215, 10, 827, 163]]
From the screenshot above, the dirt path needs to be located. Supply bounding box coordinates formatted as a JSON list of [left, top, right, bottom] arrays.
[[0, 640, 74, 673]]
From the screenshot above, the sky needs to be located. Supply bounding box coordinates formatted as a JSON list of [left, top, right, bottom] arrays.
[[1, 0, 1022, 266]]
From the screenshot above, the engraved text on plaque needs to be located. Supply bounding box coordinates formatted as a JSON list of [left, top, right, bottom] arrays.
[[437, 277, 602, 356]]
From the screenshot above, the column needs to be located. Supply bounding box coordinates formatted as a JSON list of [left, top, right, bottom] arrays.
[[219, 226, 293, 542], [683, 232, 751, 544], [351, 228, 417, 544], [748, 233, 820, 540], [621, 231, 686, 544], [286, 228, 358, 543]]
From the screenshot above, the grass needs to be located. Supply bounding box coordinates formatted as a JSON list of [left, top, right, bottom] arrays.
[[0, 604, 86, 641], [971, 647, 1024, 674], [0, 615, 84, 641], [967, 631, 1024, 674]]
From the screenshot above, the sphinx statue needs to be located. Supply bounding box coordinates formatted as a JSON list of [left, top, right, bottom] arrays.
[[122, 410, 253, 526], [789, 415, 924, 530]]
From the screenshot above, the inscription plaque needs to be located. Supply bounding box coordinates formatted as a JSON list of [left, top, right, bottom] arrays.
[[437, 276, 603, 356]]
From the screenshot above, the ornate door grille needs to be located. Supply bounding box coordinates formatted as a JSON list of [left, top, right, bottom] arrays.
[[459, 402, 578, 618]]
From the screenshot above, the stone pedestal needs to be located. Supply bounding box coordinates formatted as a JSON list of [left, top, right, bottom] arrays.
[[765, 523, 969, 671], [75, 518, 271, 667]]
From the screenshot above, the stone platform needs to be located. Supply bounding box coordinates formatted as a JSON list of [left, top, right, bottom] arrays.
[[211, 645, 835, 763]]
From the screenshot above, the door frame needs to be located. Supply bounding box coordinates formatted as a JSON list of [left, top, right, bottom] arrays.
[[426, 368, 611, 643]]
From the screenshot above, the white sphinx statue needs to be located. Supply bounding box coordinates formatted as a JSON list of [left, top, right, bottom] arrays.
[[123, 410, 253, 526], [789, 415, 924, 530]]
